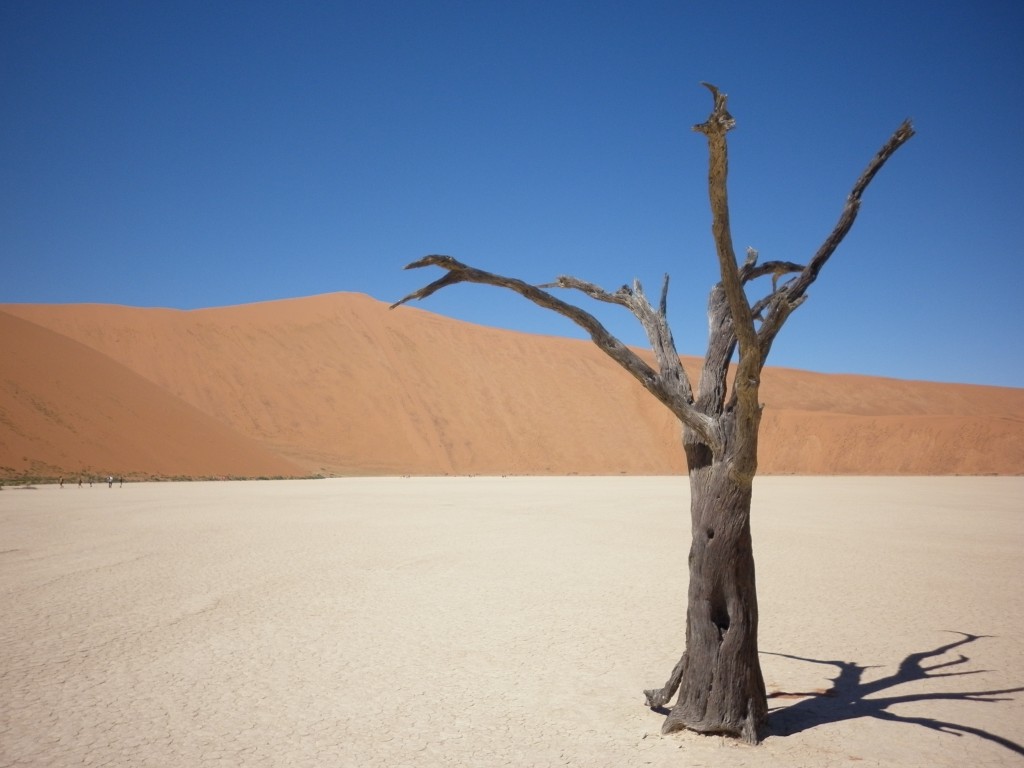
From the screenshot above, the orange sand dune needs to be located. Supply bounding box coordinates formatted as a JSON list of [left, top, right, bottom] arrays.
[[0, 310, 305, 479], [3, 294, 1022, 477]]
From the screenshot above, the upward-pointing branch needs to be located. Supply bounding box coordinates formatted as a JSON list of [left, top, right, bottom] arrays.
[[756, 118, 916, 366], [693, 84, 761, 409]]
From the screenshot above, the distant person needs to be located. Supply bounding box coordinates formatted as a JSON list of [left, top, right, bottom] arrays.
[[107, 475, 113, 488], [119, 477, 123, 488], [59, 477, 64, 488], [78, 477, 82, 488]]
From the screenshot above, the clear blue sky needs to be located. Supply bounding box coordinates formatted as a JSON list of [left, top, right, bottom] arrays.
[[3, 1, 1022, 387]]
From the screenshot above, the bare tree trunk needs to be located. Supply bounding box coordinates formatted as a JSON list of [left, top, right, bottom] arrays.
[[646, 422, 766, 742]]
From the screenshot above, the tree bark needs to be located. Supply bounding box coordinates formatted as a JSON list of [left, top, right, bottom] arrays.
[[645, 420, 766, 743]]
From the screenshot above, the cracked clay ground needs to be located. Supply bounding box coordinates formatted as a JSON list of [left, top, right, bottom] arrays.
[[2, 476, 1022, 767]]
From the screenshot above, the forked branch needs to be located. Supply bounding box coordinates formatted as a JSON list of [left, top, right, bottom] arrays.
[[694, 102, 914, 403], [540, 274, 694, 405], [393, 255, 721, 451]]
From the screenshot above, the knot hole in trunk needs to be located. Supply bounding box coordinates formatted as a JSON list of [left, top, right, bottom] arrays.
[[711, 600, 730, 637]]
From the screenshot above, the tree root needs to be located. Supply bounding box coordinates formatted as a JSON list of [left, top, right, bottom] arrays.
[[644, 652, 686, 709]]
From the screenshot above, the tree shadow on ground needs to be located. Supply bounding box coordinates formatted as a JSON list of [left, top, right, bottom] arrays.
[[764, 631, 1024, 757]]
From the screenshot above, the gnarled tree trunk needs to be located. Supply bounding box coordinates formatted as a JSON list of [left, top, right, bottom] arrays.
[[391, 84, 913, 743], [646, 423, 766, 741]]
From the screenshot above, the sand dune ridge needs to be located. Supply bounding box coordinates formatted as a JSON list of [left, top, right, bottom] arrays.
[[3, 293, 1021, 478]]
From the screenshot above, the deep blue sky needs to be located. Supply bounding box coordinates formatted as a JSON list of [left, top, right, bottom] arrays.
[[3, 1, 1022, 387]]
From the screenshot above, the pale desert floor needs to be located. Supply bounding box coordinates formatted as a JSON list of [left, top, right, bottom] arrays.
[[1, 476, 1022, 768]]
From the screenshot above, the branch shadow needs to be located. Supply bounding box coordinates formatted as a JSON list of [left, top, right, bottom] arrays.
[[764, 631, 1024, 757]]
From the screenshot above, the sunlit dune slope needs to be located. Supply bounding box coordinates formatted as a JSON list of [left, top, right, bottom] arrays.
[[4, 294, 1022, 476], [0, 310, 305, 479]]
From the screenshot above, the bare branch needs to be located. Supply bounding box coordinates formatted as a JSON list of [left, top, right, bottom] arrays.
[[693, 84, 761, 407], [757, 119, 916, 362], [538, 275, 632, 308], [658, 273, 670, 317], [695, 250, 805, 413], [695, 284, 735, 415], [632, 276, 695, 406], [394, 255, 720, 452], [799, 119, 915, 295], [543, 274, 695, 405], [740, 259, 806, 287]]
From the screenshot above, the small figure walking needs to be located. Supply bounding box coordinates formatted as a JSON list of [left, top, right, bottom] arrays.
[[59, 477, 64, 488], [107, 475, 113, 488]]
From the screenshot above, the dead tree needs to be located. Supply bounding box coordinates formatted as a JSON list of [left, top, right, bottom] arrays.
[[392, 84, 914, 742]]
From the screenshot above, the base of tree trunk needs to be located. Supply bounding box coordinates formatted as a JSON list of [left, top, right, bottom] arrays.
[[645, 460, 768, 744], [660, 684, 765, 744], [645, 653, 766, 744]]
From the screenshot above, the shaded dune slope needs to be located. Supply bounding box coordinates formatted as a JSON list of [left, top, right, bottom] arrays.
[[4, 294, 1022, 476], [0, 310, 305, 479]]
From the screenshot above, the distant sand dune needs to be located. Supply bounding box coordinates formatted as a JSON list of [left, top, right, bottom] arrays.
[[0, 310, 304, 479], [3, 293, 1022, 477]]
